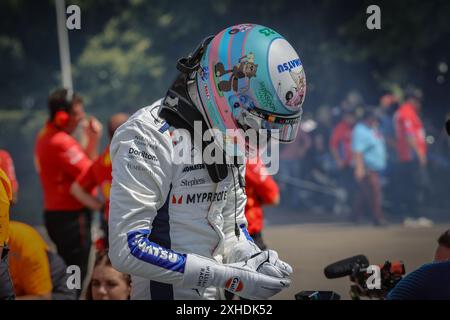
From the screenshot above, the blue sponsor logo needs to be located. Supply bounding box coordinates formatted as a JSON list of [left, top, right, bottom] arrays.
[[277, 58, 301, 73], [127, 229, 186, 273], [200, 66, 209, 82]]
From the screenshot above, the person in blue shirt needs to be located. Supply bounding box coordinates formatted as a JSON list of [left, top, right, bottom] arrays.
[[351, 108, 387, 225], [387, 229, 450, 300]]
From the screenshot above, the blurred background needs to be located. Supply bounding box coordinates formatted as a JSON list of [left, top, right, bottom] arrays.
[[1, 0, 449, 225]]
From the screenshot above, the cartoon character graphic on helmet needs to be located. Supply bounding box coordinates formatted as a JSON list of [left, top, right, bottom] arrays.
[[215, 53, 258, 94], [280, 67, 306, 109]]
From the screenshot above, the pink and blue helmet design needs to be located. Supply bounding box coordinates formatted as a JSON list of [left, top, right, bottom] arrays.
[[195, 23, 306, 144]]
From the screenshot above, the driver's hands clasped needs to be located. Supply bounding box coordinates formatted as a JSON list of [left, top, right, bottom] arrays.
[[184, 251, 292, 300], [225, 240, 293, 279]]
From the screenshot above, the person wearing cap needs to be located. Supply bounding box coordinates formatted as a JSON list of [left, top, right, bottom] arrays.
[[351, 108, 387, 225]]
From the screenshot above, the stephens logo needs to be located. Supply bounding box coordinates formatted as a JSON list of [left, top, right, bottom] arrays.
[[225, 277, 243, 292], [171, 191, 227, 204], [128, 147, 157, 161], [181, 177, 206, 187], [277, 58, 301, 73]]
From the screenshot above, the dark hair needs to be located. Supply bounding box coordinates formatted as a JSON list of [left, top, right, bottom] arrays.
[[404, 86, 423, 101], [341, 109, 357, 122], [107, 113, 130, 139], [85, 250, 131, 300], [438, 229, 450, 249], [48, 88, 83, 120], [361, 108, 378, 121]]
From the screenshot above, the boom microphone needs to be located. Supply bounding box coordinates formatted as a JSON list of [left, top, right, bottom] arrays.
[[324, 255, 369, 279]]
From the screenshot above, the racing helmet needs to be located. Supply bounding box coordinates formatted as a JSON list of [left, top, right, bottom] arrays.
[[191, 23, 306, 145]]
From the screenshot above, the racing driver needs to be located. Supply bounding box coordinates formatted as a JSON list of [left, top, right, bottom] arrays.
[[108, 24, 307, 300]]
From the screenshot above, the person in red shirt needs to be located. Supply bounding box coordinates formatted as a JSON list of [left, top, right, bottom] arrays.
[[70, 113, 129, 251], [0, 149, 19, 203], [394, 88, 429, 217], [330, 110, 357, 209], [330, 110, 357, 168], [395, 92, 427, 165], [245, 157, 280, 250], [224, 159, 280, 302], [34, 88, 102, 294]]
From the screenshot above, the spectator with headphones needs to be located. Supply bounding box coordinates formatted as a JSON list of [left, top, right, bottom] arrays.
[[34, 88, 102, 297]]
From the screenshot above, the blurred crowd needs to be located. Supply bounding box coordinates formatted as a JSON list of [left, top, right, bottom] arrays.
[[277, 88, 450, 225]]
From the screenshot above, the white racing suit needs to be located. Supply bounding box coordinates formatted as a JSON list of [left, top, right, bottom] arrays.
[[108, 100, 256, 300]]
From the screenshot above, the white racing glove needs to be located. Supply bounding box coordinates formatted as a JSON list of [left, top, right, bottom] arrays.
[[225, 240, 293, 279], [183, 252, 291, 300]]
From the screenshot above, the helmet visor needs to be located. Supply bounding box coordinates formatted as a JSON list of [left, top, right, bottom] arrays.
[[238, 107, 302, 143]]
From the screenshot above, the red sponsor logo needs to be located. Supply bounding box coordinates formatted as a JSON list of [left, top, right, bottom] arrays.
[[204, 84, 210, 100], [171, 195, 183, 204], [225, 277, 243, 292]]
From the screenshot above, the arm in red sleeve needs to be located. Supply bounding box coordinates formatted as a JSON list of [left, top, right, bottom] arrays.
[[76, 161, 98, 192], [329, 124, 342, 152], [57, 137, 92, 179], [71, 158, 103, 211], [246, 162, 279, 205]]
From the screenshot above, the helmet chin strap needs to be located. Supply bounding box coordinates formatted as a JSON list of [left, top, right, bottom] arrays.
[[187, 78, 213, 129]]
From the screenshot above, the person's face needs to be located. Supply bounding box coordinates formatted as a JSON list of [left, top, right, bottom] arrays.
[[411, 98, 422, 111], [66, 102, 86, 133], [344, 114, 356, 125], [380, 94, 396, 110], [366, 117, 378, 128], [434, 245, 450, 262], [90, 265, 130, 300]]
